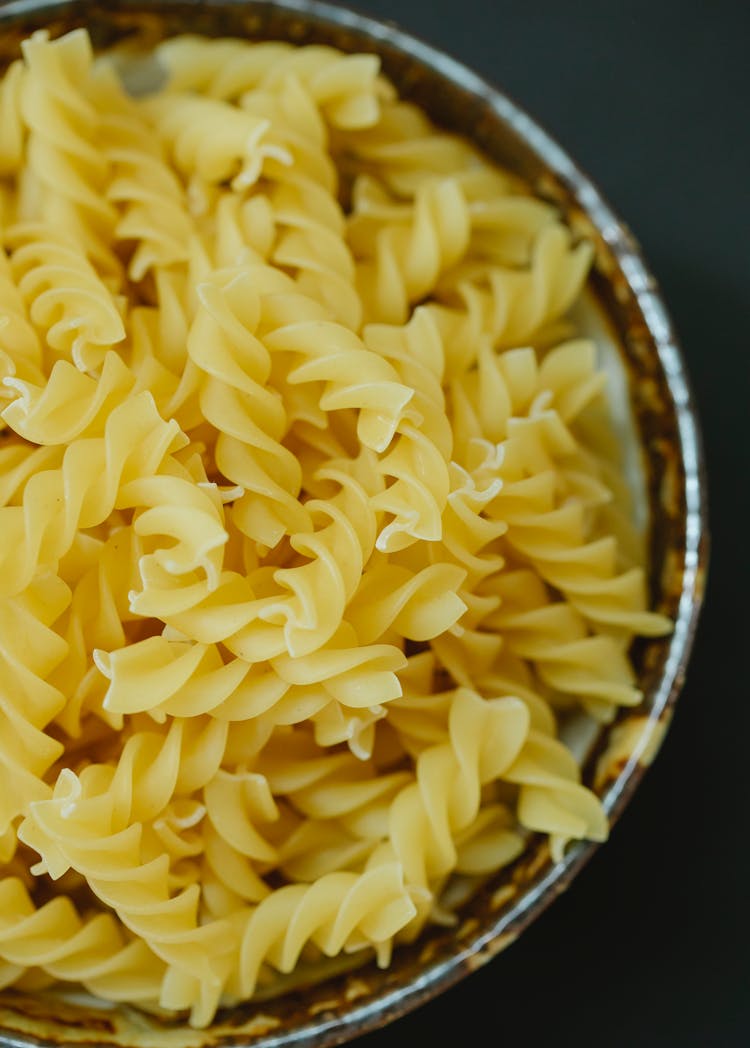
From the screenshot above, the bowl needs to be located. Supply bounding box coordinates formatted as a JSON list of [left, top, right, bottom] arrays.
[[0, 1, 708, 1045]]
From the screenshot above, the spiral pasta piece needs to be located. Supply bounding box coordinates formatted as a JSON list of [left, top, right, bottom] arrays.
[[127, 274, 205, 429], [275, 819, 378, 882], [205, 190, 276, 268], [503, 732, 609, 861], [2, 351, 134, 444], [19, 30, 120, 278], [363, 307, 451, 456], [443, 339, 670, 635], [129, 463, 380, 660], [346, 562, 466, 644], [102, 100, 197, 281], [0, 243, 44, 410], [437, 459, 507, 590], [258, 733, 412, 834], [239, 76, 363, 329], [201, 820, 270, 910], [361, 309, 454, 550], [0, 878, 167, 1003], [489, 431, 670, 635], [157, 36, 388, 130], [19, 720, 232, 983], [370, 421, 451, 552], [187, 265, 310, 549], [235, 861, 416, 998], [276, 624, 405, 709], [0, 574, 70, 836], [0, 441, 59, 509], [333, 99, 488, 195], [121, 466, 228, 592], [50, 526, 141, 736], [203, 767, 278, 867], [95, 622, 404, 765], [0, 391, 183, 596], [97, 637, 287, 722], [484, 569, 642, 721], [144, 92, 291, 193], [261, 287, 413, 454], [350, 174, 472, 326], [425, 225, 593, 376], [388, 685, 606, 877], [7, 223, 126, 373], [267, 684, 527, 913], [385, 689, 529, 904]]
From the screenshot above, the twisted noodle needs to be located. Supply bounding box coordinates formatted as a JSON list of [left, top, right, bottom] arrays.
[[350, 174, 471, 325], [0, 878, 167, 1001], [7, 223, 126, 373], [332, 98, 488, 194], [483, 569, 642, 722], [487, 421, 669, 635], [145, 92, 292, 196], [430, 223, 594, 363], [0, 243, 44, 401], [0, 391, 184, 595], [19, 720, 231, 982], [186, 265, 310, 549], [234, 860, 416, 997], [241, 77, 363, 329], [156, 36, 389, 130], [503, 731, 609, 862], [18, 30, 120, 278], [383, 689, 529, 909], [2, 352, 136, 445], [94, 624, 406, 754], [207, 191, 276, 268], [49, 527, 139, 737], [261, 287, 413, 453], [127, 276, 205, 429], [0, 575, 69, 838], [0, 27, 670, 1027], [363, 309, 453, 551], [102, 98, 197, 281]]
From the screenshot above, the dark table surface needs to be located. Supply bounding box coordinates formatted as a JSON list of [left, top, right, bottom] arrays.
[[342, 1, 749, 1045]]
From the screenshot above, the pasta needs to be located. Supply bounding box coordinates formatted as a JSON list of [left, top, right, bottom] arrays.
[[0, 27, 671, 1027]]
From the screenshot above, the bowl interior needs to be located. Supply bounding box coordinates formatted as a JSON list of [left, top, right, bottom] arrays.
[[0, 2, 705, 1046]]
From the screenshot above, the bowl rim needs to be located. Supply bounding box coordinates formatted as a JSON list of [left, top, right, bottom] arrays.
[[0, 0, 709, 1045]]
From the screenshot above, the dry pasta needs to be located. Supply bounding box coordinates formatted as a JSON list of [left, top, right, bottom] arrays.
[[0, 27, 671, 1027]]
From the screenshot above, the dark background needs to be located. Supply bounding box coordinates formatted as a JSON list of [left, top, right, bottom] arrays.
[[344, 1, 749, 1046]]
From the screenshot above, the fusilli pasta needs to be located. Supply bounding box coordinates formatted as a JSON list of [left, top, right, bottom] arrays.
[[0, 27, 670, 1027]]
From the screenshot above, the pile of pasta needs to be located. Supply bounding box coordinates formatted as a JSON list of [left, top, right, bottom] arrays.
[[0, 28, 670, 1026]]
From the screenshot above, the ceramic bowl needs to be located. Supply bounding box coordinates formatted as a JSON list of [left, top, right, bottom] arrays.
[[0, 1, 708, 1045]]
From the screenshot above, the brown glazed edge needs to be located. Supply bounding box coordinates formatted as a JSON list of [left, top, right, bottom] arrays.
[[0, 1, 708, 1046]]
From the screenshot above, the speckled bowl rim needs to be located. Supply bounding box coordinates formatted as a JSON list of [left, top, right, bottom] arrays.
[[0, 1, 708, 1046]]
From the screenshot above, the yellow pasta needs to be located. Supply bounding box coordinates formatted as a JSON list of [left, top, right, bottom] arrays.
[[0, 27, 671, 1027]]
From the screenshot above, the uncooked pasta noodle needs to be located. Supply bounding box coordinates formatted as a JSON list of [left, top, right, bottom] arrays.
[[0, 27, 671, 1026]]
